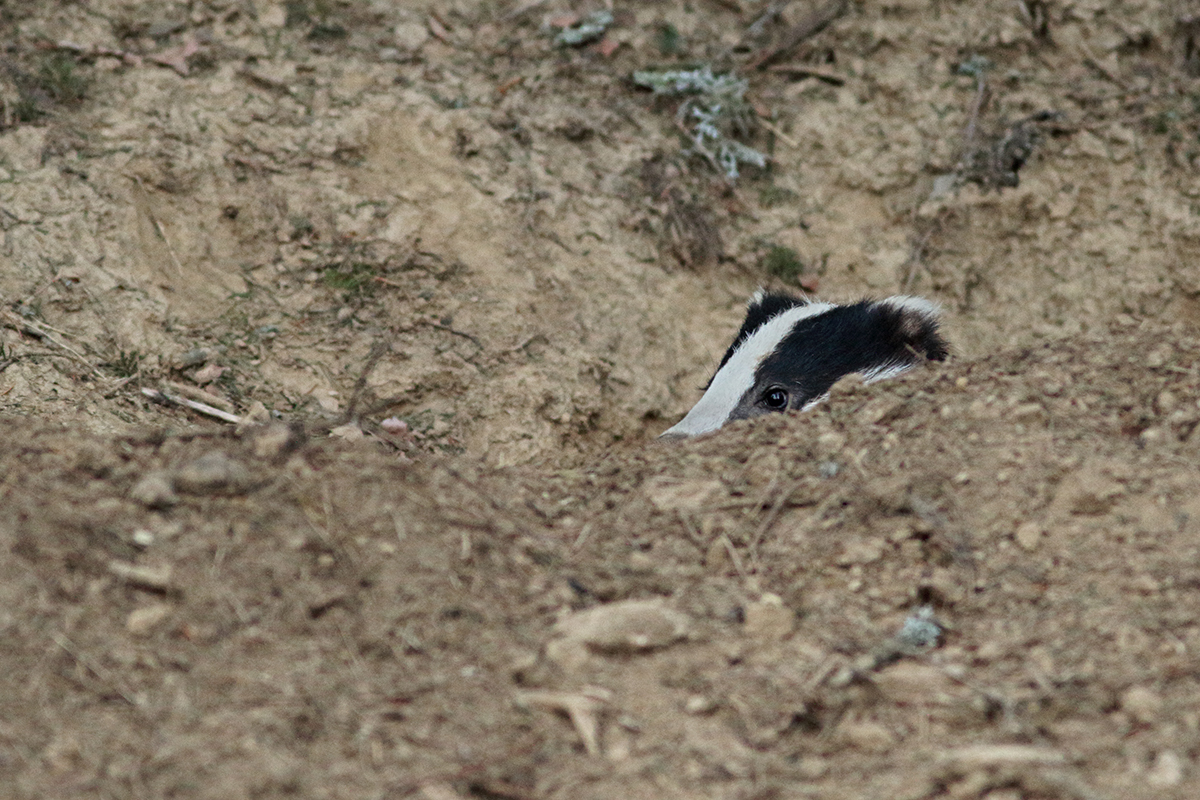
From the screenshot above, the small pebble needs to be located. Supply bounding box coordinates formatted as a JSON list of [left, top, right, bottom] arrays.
[[129, 471, 178, 509], [1014, 521, 1042, 551], [1145, 346, 1172, 369], [108, 561, 173, 592], [329, 423, 365, 441], [126, 603, 171, 636], [796, 755, 828, 778], [394, 21, 429, 51], [191, 363, 225, 385], [381, 417, 408, 434], [704, 536, 731, 571], [837, 720, 895, 752], [1138, 427, 1166, 447], [742, 593, 795, 641], [1147, 750, 1183, 787], [174, 451, 251, 494], [1120, 685, 1163, 724], [240, 401, 272, 427], [174, 348, 210, 369], [1010, 402, 1046, 423], [555, 598, 690, 653], [837, 537, 885, 566], [873, 662, 957, 705], [1155, 390, 1179, 415], [628, 551, 655, 573], [816, 430, 846, 454], [251, 423, 294, 458]]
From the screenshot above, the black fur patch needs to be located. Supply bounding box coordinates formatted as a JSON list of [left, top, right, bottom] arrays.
[[754, 299, 948, 407], [713, 292, 807, 373]]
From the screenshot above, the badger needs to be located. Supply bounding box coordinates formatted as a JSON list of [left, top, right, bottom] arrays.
[[660, 291, 948, 439]]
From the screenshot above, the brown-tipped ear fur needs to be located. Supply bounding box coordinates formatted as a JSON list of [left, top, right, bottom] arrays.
[[881, 296, 949, 362]]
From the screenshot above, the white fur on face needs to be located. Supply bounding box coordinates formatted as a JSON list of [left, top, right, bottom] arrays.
[[661, 302, 835, 438]]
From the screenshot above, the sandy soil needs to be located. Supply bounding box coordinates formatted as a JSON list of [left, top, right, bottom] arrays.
[[2, 1, 1200, 797]]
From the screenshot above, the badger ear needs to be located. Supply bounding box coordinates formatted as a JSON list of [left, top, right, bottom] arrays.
[[749, 287, 767, 308], [880, 295, 949, 361]]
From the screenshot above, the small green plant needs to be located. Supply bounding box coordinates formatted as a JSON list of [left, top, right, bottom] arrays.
[[655, 23, 682, 56], [761, 244, 804, 284], [308, 22, 348, 41], [103, 349, 142, 378], [758, 185, 798, 208], [322, 262, 377, 297], [4, 52, 90, 124], [12, 96, 41, 124], [284, 0, 334, 26], [289, 215, 315, 239], [36, 53, 89, 106]]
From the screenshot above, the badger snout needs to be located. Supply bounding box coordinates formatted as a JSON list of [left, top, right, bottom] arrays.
[[661, 292, 948, 439]]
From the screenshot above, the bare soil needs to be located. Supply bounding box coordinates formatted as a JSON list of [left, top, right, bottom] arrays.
[[2, 1, 1200, 798]]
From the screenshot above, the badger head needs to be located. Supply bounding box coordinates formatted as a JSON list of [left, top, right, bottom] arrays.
[[660, 291, 948, 439]]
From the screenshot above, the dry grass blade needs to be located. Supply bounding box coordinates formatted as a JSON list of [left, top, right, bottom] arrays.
[[51, 633, 138, 706]]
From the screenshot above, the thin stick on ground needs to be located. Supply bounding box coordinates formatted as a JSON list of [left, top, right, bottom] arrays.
[[749, 480, 797, 558], [959, 73, 990, 172], [757, 116, 800, 148], [899, 211, 948, 293], [142, 387, 243, 424], [0, 309, 103, 377], [341, 338, 391, 423], [128, 175, 184, 275], [720, 533, 749, 580], [766, 63, 846, 85], [51, 633, 138, 706]]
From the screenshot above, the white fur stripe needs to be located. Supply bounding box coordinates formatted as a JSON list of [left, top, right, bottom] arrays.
[[880, 295, 941, 318], [859, 361, 913, 384], [661, 302, 836, 437]]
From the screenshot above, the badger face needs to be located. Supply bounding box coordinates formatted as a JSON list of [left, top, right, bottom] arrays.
[[660, 292, 948, 439]]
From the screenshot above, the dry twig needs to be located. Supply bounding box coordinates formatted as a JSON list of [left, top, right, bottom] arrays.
[[756, 116, 800, 147], [128, 175, 184, 275], [516, 688, 611, 756], [747, 0, 848, 70], [142, 387, 243, 424], [0, 309, 101, 377], [51, 633, 138, 706], [766, 63, 846, 85]]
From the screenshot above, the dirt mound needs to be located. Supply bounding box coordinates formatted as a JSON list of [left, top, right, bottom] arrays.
[[2, 0, 1200, 797], [3, 319, 1199, 798]]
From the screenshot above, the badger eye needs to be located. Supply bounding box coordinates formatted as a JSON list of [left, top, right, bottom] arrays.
[[762, 388, 788, 410]]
